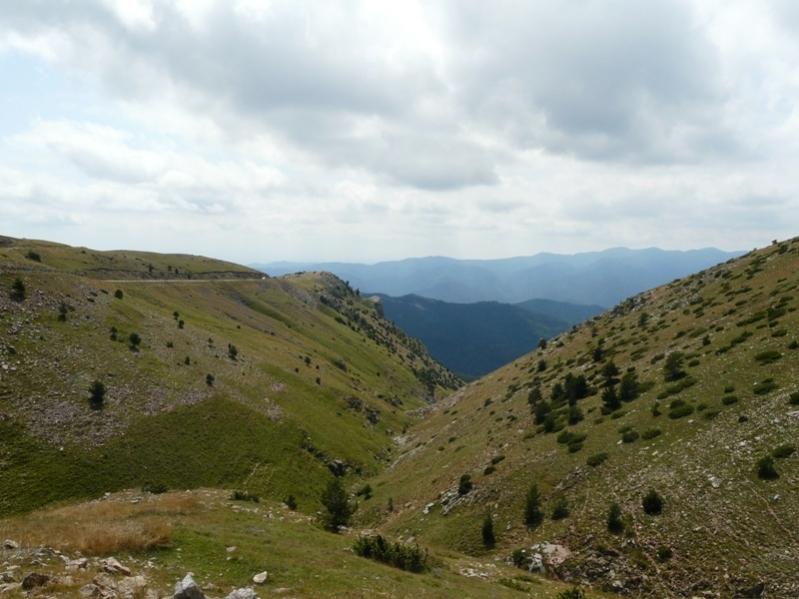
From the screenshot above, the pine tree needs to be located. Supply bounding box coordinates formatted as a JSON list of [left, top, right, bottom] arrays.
[[601, 385, 621, 412], [10, 278, 25, 302], [524, 483, 543, 529], [663, 352, 686, 382], [619, 371, 640, 402], [642, 489, 664, 515], [481, 512, 496, 548], [551, 496, 569, 520], [321, 478, 355, 531], [607, 502, 624, 534], [88, 380, 106, 410]]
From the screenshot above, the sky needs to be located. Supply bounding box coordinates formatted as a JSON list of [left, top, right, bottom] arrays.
[[1, 0, 799, 263]]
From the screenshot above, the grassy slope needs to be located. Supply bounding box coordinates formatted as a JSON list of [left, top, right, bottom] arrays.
[[368, 237, 799, 597], [0, 489, 599, 598], [0, 238, 458, 516]]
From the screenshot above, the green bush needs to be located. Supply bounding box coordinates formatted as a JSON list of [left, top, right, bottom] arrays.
[[284, 494, 298, 510], [114, 289, 124, 299], [458, 474, 473, 495], [722, 395, 738, 405], [25, 250, 41, 262], [754, 350, 782, 365], [551, 497, 569, 520], [757, 455, 779, 480], [790, 391, 799, 406], [607, 502, 624, 534], [656, 546, 673, 562], [587, 452, 608, 467], [642, 489, 664, 515], [352, 535, 428, 573], [668, 399, 695, 419], [557, 588, 585, 599], [230, 490, 260, 502], [142, 482, 168, 494], [772, 444, 795, 459], [9, 278, 26, 302], [753, 378, 779, 396], [641, 428, 661, 440], [621, 430, 639, 443]]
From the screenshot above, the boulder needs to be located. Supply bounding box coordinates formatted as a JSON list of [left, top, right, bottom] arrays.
[[1, 540, 18, 550], [226, 589, 258, 599], [118, 575, 149, 599], [174, 574, 206, 599], [21, 572, 50, 590], [101, 557, 132, 576], [252, 571, 268, 584]]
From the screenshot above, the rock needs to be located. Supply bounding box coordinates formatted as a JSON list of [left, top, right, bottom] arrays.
[[79, 583, 101, 598], [252, 571, 268, 584], [226, 589, 258, 599], [1, 540, 18, 550], [102, 557, 132, 576], [118, 575, 148, 599], [21, 572, 50, 590], [174, 574, 206, 599], [66, 557, 90, 571], [0, 583, 22, 594]]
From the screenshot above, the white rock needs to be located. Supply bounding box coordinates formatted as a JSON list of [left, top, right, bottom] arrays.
[[173, 574, 205, 599], [252, 571, 268, 584], [226, 588, 258, 599]]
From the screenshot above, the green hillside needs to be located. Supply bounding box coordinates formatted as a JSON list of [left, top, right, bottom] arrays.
[[367, 237, 799, 597], [0, 237, 459, 516]]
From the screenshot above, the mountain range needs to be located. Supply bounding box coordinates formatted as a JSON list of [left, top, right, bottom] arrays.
[[377, 294, 604, 378], [255, 246, 742, 307]]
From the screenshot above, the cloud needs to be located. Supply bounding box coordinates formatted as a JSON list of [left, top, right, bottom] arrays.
[[1, 1, 798, 261]]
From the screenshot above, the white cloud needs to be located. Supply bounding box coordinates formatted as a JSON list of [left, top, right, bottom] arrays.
[[0, 1, 798, 261]]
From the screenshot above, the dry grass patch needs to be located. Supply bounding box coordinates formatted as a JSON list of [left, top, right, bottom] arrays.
[[0, 492, 200, 555]]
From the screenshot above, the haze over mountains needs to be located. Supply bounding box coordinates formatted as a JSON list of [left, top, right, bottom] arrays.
[[256, 247, 742, 307]]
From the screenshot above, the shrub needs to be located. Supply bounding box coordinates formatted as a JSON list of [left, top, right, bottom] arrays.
[[458, 474, 473, 495], [753, 378, 779, 396], [663, 352, 686, 382], [88, 380, 106, 410], [205, 373, 215, 386], [321, 478, 355, 531], [483, 465, 496, 476], [10, 278, 26, 302], [772, 444, 795, 459], [621, 430, 639, 443], [352, 535, 428, 573], [355, 484, 373, 500], [128, 332, 141, 351], [142, 482, 168, 494], [757, 455, 779, 480], [524, 483, 543, 529], [642, 489, 664, 515], [227, 344, 238, 361], [641, 428, 661, 440], [790, 391, 799, 406], [114, 289, 124, 299], [551, 497, 569, 520], [230, 490, 260, 502], [754, 350, 782, 365], [178, 319, 185, 329], [656, 546, 673, 562], [284, 495, 298, 510], [511, 548, 526, 568], [557, 589, 586, 599], [607, 503, 624, 534], [722, 395, 738, 405], [25, 250, 41, 262], [587, 452, 608, 467], [668, 400, 694, 419], [481, 512, 496, 548]]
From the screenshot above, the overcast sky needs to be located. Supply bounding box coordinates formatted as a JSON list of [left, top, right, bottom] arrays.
[[1, 0, 798, 263]]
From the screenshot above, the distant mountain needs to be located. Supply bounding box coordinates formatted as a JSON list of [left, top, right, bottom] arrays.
[[255, 247, 742, 307], [376, 294, 599, 378], [515, 297, 604, 324]]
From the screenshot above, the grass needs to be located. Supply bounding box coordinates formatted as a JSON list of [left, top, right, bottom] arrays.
[[367, 236, 799, 596], [0, 490, 586, 598], [0, 238, 458, 517]]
